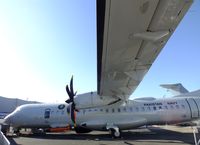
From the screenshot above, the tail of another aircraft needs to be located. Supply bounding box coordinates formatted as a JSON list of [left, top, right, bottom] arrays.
[[160, 83, 200, 97], [160, 83, 189, 96]]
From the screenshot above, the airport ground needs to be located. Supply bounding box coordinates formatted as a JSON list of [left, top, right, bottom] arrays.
[[6, 125, 198, 145]]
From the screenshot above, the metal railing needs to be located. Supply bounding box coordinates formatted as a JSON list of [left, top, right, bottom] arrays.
[[193, 126, 200, 145], [0, 125, 10, 145]]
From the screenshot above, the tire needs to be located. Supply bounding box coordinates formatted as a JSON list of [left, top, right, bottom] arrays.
[[111, 129, 121, 138]]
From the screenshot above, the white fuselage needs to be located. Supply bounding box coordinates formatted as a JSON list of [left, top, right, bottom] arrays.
[[4, 96, 200, 131]]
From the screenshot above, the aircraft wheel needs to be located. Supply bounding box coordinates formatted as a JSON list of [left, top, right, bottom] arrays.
[[111, 129, 121, 138], [32, 128, 46, 135], [14, 128, 21, 136]]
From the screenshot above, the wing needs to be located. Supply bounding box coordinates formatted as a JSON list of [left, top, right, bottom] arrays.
[[97, 0, 193, 100]]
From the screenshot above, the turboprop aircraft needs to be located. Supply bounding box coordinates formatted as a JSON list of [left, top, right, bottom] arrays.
[[4, 0, 195, 138]]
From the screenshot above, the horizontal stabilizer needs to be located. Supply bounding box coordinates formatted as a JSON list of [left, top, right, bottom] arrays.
[[160, 83, 189, 96], [176, 89, 200, 97]]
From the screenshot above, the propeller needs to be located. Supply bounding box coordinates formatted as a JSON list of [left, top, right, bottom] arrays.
[[65, 76, 78, 126], [65, 76, 77, 104]]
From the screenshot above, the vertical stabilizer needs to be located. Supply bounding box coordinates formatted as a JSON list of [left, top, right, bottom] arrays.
[[160, 83, 189, 96]]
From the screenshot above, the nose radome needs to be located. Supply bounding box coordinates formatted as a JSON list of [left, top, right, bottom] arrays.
[[4, 114, 12, 125]]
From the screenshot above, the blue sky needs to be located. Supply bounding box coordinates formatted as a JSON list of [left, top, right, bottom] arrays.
[[0, 0, 199, 102]]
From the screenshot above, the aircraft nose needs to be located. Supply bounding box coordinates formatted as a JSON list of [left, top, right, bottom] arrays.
[[4, 114, 13, 125]]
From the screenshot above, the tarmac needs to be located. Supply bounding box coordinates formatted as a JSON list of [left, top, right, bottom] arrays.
[[7, 125, 198, 145]]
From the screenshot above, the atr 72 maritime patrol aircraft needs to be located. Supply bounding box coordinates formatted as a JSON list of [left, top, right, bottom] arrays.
[[4, 0, 196, 138]]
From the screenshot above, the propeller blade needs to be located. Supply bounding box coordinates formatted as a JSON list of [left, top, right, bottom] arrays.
[[65, 99, 71, 104], [70, 76, 75, 96], [66, 85, 71, 97], [71, 103, 76, 124], [74, 91, 77, 96], [65, 85, 74, 104]]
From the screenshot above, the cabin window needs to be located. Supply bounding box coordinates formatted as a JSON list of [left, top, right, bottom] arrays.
[[100, 108, 103, 112], [158, 106, 162, 110], [118, 108, 121, 112], [106, 109, 109, 113], [44, 109, 51, 119], [153, 106, 156, 110], [129, 107, 133, 112], [112, 108, 115, 113]]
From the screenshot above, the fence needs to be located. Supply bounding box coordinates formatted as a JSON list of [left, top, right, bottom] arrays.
[[0, 125, 10, 145]]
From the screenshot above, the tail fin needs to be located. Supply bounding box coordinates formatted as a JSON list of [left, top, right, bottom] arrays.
[[160, 83, 189, 96]]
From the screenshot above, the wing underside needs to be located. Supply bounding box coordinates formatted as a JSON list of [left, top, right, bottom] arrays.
[[97, 0, 193, 100]]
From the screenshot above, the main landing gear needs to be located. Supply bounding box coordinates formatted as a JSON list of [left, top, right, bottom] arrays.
[[13, 128, 21, 136], [106, 123, 121, 138]]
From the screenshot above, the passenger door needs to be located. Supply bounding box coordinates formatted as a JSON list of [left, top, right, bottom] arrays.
[[44, 108, 51, 123]]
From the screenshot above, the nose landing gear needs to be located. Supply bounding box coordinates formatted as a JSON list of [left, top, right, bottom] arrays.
[[110, 128, 121, 138], [106, 123, 121, 138]]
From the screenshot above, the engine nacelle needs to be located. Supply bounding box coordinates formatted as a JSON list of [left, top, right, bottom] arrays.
[[74, 92, 118, 109]]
